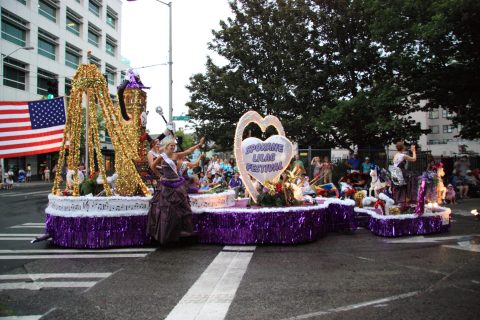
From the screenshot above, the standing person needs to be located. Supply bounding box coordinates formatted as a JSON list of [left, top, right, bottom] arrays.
[[346, 154, 361, 173], [311, 157, 322, 179], [320, 156, 334, 184], [391, 141, 416, 207], [292, 154, 305, 174], [361, 157, 374, 174], [147, 136, 204, 244], [147, 139, 163, 178], [44, 166, 51, 183], [26, 164, 32, 183]]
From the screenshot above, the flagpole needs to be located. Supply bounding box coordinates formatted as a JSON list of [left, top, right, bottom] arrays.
[[85, 92, 89, 179], [0, 158, 4, 185]]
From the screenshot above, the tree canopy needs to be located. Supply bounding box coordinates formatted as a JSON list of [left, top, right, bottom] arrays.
[[186, 0, 480, 150]]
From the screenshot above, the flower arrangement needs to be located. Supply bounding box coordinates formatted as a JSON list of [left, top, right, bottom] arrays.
[[79, 171, 101, 195], [256, 167, 304, 207]]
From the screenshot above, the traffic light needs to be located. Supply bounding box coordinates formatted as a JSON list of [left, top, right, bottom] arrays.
[[47, 80, 58, 99]]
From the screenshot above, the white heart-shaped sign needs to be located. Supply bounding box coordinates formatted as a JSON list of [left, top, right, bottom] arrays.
[[233, 111, 294, 202], [241, 136, 293, 185]]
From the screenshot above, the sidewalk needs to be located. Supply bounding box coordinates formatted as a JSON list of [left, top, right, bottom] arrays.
[[2, 181, 53, 189]]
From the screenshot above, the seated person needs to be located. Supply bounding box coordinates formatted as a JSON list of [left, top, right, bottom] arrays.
[[445, 184, 456, 204], [229, 172, 244, 197], [212, 172, 225, 186], [199, 180, 210, 191], [339, 178, 356, 198], [187, 175, 201, 194], [451, 171, 469, 199], [300, 176, 316, 195]]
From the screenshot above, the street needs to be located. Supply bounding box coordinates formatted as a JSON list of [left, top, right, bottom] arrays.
[[0, 184, 479, 320]]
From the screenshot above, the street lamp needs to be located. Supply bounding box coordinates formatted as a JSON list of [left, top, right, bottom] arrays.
[[2, 46, 34, 60], [127, 0, 173, 123], [0, 46, 34, 183]]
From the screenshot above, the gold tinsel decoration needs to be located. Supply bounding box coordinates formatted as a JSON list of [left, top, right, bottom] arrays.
[[52, 64, 150, 197]]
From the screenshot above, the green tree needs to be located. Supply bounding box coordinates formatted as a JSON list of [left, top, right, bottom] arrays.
[[187, 0, 478, 150]]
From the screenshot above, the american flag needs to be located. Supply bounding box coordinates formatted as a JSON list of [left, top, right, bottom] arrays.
[[0, 98, 66, 158]]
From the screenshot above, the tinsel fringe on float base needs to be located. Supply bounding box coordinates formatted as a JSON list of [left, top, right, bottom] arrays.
[[46, 214, 150, 249], [45, 201, 356, 248], [193, 203, 357, 245], [354, 207, 451, 237]]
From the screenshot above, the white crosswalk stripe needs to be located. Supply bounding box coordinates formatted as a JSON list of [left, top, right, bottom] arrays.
[[0, 272, 112, 291]]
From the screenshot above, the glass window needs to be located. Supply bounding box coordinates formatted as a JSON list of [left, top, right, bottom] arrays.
[[65, 44, 81, 69], [38, 30, 57, 60], [65, 78, 72, 97], [66, 16, 80, 36], [106, 40, 116, 56], [88, 29, 99, 47], [3, 58, 26, 90], [443, 125, 454, 133], [429, 125, 439, 134], [17, 0, 27, 5], [37, 69, 57, 96], [106, 7, 117, 29], [105, 66, 116, 85], [442, 109, 453, 119], [1, 18, 26, 46], [428, 110, 439, 119], [38, 0, 56, 22], [89, 1, 101, 16], [89, 55, 101, 69]]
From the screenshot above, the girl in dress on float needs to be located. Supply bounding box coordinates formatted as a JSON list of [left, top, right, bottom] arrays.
[[147, 136, 204, 244], [391, 141, 416, 208]]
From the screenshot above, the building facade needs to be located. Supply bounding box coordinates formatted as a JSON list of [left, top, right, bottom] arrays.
[[1, 0, 127, 179], [410, 103, 480, 157]]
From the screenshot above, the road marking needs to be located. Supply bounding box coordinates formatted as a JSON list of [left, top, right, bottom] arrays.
[[0, 253, 148, 259], [0, 238, 34, 241], [19, 223, 44, 226], [281, 291, 419, 319], [0, 248, 156, 254], [165, 246, 256, 320], [385, 234, 480, 244], [443, 242, 480, 253], [0, 316, 43, 320], [0, 273, 112, 280], [0, 281, 97, 290], [0, 234, 42, 237], [9, 225, 45, 229]]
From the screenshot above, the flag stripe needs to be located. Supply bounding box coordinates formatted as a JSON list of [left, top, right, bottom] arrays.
[[0, 128, 63, 145], [0, 145, 62, 158], [0, 125, 65, 138], [0, 101, 30, 106], [0, 113, 31, 119], [0, 137, 63, 150], [0, 98, 65, 158], [0, 117, 31, 124], [0, 125, 32, 132], [0, 109, 29, 115]]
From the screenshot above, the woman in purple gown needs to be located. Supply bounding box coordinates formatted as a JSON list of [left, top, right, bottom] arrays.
[[147, 136, 204, 244]]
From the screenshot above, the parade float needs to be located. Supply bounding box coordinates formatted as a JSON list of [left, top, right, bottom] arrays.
[[43, 64, 450, 249]]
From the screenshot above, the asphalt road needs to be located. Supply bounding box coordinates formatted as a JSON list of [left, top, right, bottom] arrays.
[[0, 183, 479, 320]]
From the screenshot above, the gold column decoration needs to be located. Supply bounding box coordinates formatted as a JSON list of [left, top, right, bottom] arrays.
[[51, 64, 150, 197], [113, 88, 148, 195]]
